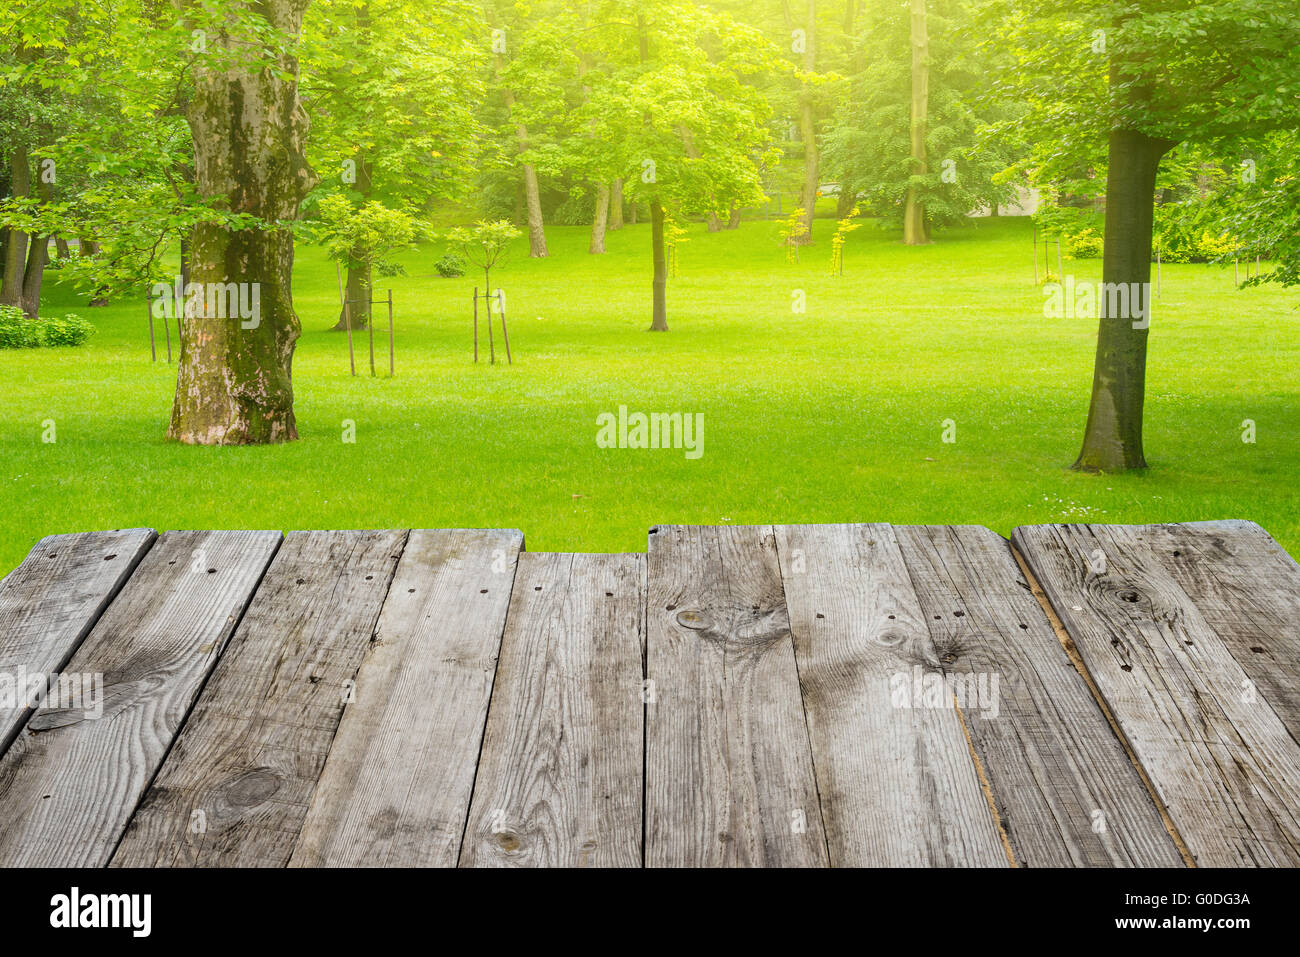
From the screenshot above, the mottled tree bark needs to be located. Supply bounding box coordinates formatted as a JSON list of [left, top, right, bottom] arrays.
[[609, 178, 624, 230], [1074, 128, 1173, 472], [0, 148, 30, 308], [902, 0, 930, 245], [168, 0, 317, 446], [589, 182, 610, 254], [649, 199, 667, 331]]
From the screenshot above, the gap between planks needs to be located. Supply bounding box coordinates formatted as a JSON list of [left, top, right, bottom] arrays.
[[1009, 543, 1196, 868]]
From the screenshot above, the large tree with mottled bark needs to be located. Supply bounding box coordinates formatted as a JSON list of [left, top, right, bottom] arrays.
[[168, 0, 317, 445]]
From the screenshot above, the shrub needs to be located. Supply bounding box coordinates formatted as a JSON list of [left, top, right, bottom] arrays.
[[435, 252, 466, 277], [1065, 228, 1104, 259], [0, 306, 93, 349], [42, 313, 94, 347]]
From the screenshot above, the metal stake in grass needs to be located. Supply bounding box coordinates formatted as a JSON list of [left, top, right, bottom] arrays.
[[387, 288, 394, 377], [473, 286, 479, 362]]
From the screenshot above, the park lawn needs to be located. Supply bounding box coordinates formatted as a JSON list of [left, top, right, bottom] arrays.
[[1, 215, 1297, 576]]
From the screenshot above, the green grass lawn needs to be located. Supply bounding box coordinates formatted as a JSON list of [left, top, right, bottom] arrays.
[[2, 215, 1297, 575]]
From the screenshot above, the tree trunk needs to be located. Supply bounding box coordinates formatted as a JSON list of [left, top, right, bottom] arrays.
[[54, 237, 70, 260], [726, 205, 741, 229], [630, 203, 638, 225], [795, 0, 818, 244], [589, 182, 610, 254], [168, 0, 316, 446], [521, 156, 547, 257], [903, 0, 930, 245], [609, 179, 624, 230], [79, 238, 109, 306], [649, 199, 667, 331], [21, 236, 47, 318], [1073, 128, 1172, 472], [0, 148, 31, 308], [836, 186, 856, 218], [334, 156, 374, 330]]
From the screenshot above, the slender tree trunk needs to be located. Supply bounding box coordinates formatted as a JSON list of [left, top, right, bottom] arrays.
[[21, 236, 47, 317], [630, 203, 638, 225], [334, 155, 373, 330], [0, 148, 30, 307], [521, 157, 547, 257], [609, 179, 624, 230], [589, 182, 610, 253], [795, 0, 819, 244], [168, 0, 316, 446], [903, 0, 930, 245], [649, 199, 667, 331], [1073, 128, 1173, 472]]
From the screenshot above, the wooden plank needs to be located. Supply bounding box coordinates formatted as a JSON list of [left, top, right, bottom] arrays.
[[894, 525, 1182, 867], [459, 553, 644, 868], [645, 525, 828, 867], [110, 530, 408, 868], [775, 524, 1007, 867], [289, 528, 523, 867], [0, 530, 281, 867], [1013, 523, 1300, 866], [0, 529, 156, 757], [1146, 520, 1300, 747]]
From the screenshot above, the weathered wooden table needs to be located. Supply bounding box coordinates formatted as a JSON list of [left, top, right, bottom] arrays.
[[0, 521, 1296, 867]]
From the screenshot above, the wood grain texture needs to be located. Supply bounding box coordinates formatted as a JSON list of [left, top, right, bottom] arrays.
[[645, 525, 829, 867], [775, 524, 1007, 867], [1013, 523, 1300, 866], [459, 553, 644, 868], [894, 525, 1181, 867], [0, 529, 156, 757], [0, 530, 281, 867], [111, 531, 408, 867], [1148, 520, 1300, 747], [289, 528, 523, 867]]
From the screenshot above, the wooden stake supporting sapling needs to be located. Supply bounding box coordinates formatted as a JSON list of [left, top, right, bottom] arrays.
[[445, 220, 522, 364]]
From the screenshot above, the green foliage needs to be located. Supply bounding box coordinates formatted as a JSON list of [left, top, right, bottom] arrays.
[[779, 207, 809, 260], [434, 253, 467, 278], [444, 220, 523, 274], [0, 306, 92, 349], [1065, 228, 1104, 260], [311, 195, 423, 276], [823, 0, 1018, 231]]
